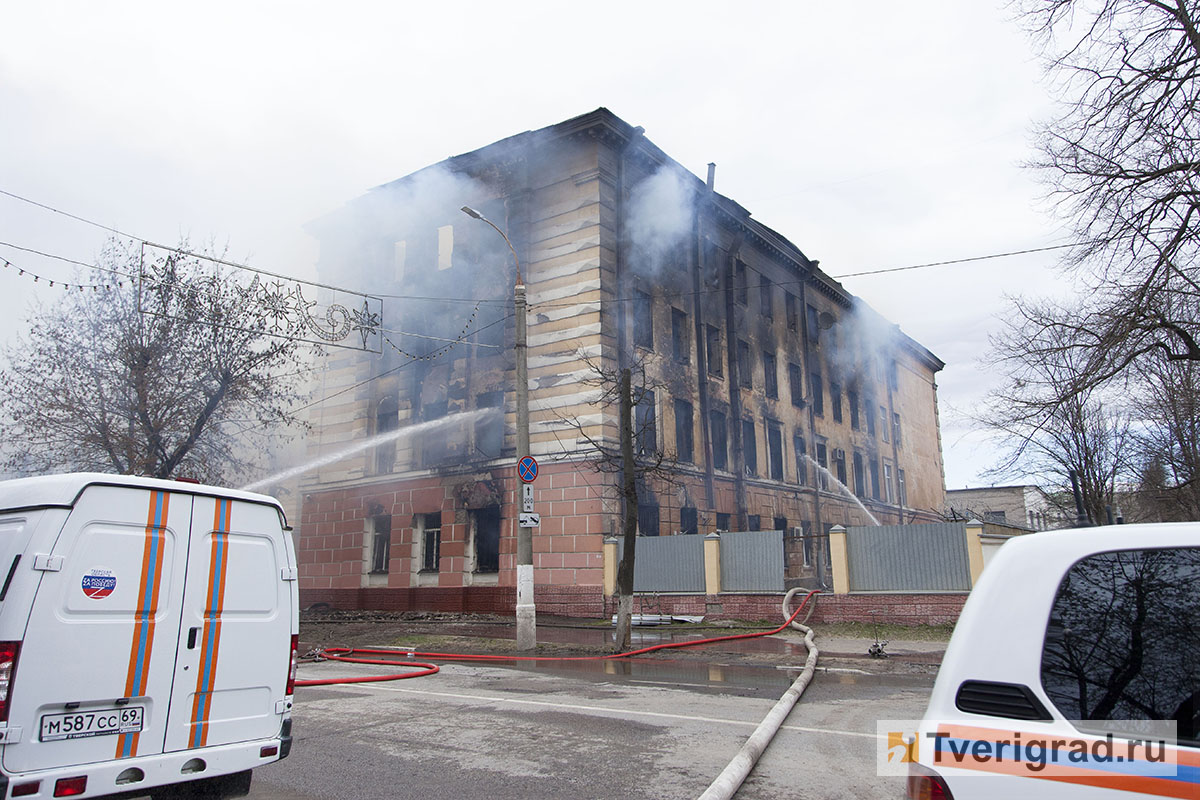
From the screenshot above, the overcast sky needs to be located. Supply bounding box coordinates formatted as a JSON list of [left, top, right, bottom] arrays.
[[0, 1, 1076, 490]]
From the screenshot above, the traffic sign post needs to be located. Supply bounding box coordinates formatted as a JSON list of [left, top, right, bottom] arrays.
[[518, 456, 539, 483]]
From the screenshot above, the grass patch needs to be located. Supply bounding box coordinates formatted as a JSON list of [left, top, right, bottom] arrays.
[[813, 620, 956, 642]]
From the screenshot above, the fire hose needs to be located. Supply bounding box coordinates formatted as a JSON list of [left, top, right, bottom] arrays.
[[295, 589, 818, 687]]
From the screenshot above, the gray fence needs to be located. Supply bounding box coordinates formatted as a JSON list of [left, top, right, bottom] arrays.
[[845, 523, 970, 591], [720, 530, 785, 592], [618, 535, 705, 592]]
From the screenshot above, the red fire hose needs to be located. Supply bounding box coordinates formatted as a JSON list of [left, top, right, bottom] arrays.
[[295, 589, 818, 687]]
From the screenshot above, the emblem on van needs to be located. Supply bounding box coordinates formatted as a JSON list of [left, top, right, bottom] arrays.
[[82, 569, 117, 599]]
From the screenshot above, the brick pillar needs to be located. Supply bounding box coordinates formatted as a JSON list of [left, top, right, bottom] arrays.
[[703, 533, 721, 595], [829, 525, 850, 594]]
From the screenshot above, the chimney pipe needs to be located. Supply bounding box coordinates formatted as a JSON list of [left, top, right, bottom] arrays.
[[707, 163, 716, 191]]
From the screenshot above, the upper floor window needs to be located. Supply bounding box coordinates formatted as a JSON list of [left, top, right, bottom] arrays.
[[634, 290, 653, 349], [789, 363, 804, 407], [810, 372, 824, 416], [706, 324, 722, 376], [785, 292, 798, 332], [735, 260, 748, 305], [806, 304, 820, 341], [764, 352, 778, 398], [848, 390, 860, 430], [635, 390, 657, 455], [710, 410, 728, 470], [671, 308, 689, 363], [737, 341, 752, 388], [760, 276, 773, 319], [674, 399, 694, 463], [831, 382, 843, 423]]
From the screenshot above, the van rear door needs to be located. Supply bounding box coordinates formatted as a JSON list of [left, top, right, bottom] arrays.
[[162, 496, 291, 752], [3, 485, 191, 773]]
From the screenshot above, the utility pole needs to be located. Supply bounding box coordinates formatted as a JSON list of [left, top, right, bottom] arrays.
[[461, 206, 536, 649]]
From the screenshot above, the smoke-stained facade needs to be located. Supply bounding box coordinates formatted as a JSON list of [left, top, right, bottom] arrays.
[[297, 108, 946, 613]]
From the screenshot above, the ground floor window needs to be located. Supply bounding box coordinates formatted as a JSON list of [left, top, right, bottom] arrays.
[[472, 506, 500, 573], [369, 511, 391, 574], [420, 513, 441, 572]]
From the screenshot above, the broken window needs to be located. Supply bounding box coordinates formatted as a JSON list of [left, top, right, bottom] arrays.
[[671, 307, 688, 363], [852, 451, 865, 497], [742, 418, 757, 476], [475, 390, 504, 458], [634, 289, 653, 349], [710, 410, 728, 470], [794, 434, 807, 485], [763, 352, 778, 398], [674, 399, 694, 463], [806, 304, 820, 341], [419, 513, 441, 572], [831, 382, 843, 423], [785, 292, 798, 332], [866, 397, 877, 436], [737, 340, 752, 388], [635, 390, 657, 456], [716, 512, 731, 531], [706, 324, 722, 376], [370, 511, 391, 574], [760, 276, 773, 319], [375, 394, 399, 475], [680, 506, 699, 535], [638, 501, 660, 536], [767, 421, 784, 481], [833, 448, 847, 485], [848, 390, 860, 430], [869, 456, 881, 500], [472, 506, 500, 573], [789, 363, 804, 407], [801, 520, 812, 566], [810, 372, 824, 416]]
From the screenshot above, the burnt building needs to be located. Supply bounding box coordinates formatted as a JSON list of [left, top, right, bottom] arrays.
[[297, 108, 946, 614]]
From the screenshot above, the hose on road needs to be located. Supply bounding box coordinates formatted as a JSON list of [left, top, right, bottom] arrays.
[[295, 589, 819, 687], [696, 587, 820, 800]]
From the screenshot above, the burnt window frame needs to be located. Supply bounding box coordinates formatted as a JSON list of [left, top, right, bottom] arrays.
[[710, 410, 728, 470], [742, 418, 757, 476], [674, 398, 694, 463], [737, 340, 752, 388], [767, 420, 784, 481], [634, 289, 654, 350], [760, 276, 773, 319], [671, 307, 689, 363], [763, 352, 778, 398], [635, 390, 657, 456], [810, 372, 824, 416], [794, 434, 808, 486], [705, 324, 723, 377], [788, 363, 804, 407], [830, 382, 843, 424]]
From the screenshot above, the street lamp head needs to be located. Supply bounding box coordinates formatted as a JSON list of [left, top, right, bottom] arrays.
[[460, 205, 484, 220]]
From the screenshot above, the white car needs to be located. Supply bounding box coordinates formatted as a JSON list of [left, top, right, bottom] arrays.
[[909, 523, 1198, 799]]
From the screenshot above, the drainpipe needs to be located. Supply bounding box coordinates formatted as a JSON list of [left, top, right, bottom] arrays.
[[694, 180, 715, 509], [614, 126, 645, 373], [724, 233, 748, 530], [796, 272, 825, 586]]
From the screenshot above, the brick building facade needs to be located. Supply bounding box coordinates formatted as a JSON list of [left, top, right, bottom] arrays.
[[296, 108, 947, 616]]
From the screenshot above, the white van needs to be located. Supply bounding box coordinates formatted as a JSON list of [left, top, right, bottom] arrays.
[[909, 523, 1198, 799], [0, 474, 298, 799]]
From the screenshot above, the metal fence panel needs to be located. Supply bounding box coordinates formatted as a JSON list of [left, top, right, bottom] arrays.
[[617, 535, 705, 593], [720, 530, 785, 592], [845, 523, 971, 591]]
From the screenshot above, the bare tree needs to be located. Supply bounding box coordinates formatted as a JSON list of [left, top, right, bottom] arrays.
[[0, 239, 310, 483], [1128, 354, 1200, 519], [1009, 0, 1200, 399], [984, 310, 1133, 523], [558, 352, 679, 651]]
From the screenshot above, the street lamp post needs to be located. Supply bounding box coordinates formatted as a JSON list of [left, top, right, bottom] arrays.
[[461, 206, 535, 650]]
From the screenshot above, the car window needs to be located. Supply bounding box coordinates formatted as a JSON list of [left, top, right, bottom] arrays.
[[1041, 547, 1200, 744]]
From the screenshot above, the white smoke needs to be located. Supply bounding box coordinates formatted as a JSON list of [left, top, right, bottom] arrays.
[[626, 167, 696, 280]]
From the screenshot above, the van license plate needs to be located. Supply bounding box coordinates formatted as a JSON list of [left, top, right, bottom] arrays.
[[40, 707, 144, 742]]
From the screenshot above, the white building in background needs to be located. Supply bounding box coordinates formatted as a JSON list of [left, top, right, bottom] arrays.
[[946, 485, 1071, 531]]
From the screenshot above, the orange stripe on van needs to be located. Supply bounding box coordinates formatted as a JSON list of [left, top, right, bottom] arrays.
[[115, 490, 170, 759], [188, 499, 232, 748]]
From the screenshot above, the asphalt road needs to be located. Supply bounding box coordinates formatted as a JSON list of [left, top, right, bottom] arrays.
[[244, 655, 933, 800]]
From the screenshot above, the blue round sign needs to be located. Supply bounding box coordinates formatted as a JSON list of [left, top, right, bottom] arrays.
[[517, 456, 538, 483]]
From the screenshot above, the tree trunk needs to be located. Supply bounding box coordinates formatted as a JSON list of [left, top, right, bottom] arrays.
[[614, 367, 639, 651]]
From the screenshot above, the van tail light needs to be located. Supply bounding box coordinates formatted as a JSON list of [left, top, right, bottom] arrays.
[[286, 634, 298, 695], [907, 763, 954, 800], [0, 641, 22, 723]]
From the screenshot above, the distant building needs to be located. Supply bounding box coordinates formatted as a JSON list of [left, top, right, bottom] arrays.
[[946, 485, 1070, 531], [296, 108, 947, 614]]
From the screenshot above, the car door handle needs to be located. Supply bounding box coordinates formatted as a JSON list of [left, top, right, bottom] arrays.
[[187, 627, 200, 649]]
